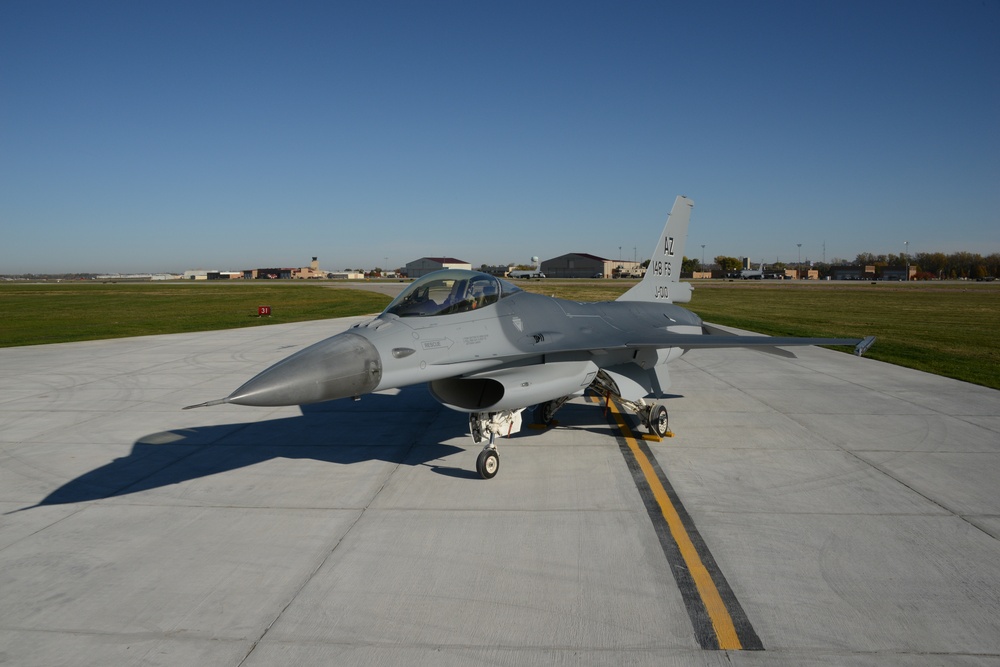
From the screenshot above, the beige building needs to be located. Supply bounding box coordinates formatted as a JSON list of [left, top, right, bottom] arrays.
[[293, 257, 328, 279], [783, 268, 820, 280]]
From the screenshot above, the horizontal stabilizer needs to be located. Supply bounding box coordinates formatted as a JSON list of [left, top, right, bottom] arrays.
[[701, 323, 734, 337], [744, 344, 797, 359]]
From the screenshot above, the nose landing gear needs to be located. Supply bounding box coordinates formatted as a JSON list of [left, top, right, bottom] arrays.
[[469, 409, 523, 479]]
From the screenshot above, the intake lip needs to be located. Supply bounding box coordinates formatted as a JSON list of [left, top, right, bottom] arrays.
[[224, 332, 382, 407]]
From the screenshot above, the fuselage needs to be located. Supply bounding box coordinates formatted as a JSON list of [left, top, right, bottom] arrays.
[[223, 270, 703, 410], [361, 289, 703, 391]]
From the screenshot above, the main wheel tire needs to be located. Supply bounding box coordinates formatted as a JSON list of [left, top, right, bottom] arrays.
[[648, 403, 669, 437], [476, 449, 500, 479], [534, 401, 556, 425]]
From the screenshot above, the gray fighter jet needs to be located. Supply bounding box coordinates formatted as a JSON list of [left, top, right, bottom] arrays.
[[186, 196, 874, 478]]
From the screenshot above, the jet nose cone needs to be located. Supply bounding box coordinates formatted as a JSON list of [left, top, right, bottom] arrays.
[[226, 332, 382, 407]]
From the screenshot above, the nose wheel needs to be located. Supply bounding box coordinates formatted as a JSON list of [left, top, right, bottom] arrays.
[[476, 446, 499, 479]]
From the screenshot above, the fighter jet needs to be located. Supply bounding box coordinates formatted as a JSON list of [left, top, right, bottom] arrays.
[[186, 196, 874, 479]]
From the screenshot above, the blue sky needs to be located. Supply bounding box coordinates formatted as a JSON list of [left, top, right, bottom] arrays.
[[2, 0, 998, 273]]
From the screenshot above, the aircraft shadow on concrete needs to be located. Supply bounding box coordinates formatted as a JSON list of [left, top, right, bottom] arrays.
[[22, 387, 624, 510]]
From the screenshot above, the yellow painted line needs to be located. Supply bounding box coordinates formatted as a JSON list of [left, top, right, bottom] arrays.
[[605, 398, 743, 650]]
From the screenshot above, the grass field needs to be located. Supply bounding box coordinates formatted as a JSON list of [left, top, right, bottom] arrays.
[[0, 282, 391, 347], [687, 283, 1000, 389], [2, 279, 998, 390]]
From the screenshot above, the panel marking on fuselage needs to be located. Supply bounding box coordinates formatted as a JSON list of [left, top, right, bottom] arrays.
[[421, 338, 454, 350], [462, 335, 489, 346]]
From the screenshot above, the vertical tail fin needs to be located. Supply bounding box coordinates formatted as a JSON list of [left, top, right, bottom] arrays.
[[617, 195, 693, 303]]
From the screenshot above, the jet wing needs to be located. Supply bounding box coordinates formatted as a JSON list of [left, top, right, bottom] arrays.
[[430, 330, 872, 367], [625, 326, 875, 357]]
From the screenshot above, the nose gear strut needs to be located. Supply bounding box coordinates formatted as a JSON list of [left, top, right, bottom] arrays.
[[469, 410, 523, 479]]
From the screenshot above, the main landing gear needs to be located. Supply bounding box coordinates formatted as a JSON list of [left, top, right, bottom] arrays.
[[470, 410, 523, 480], [533, 396, 571, 426], [589, 370, 671, 438], [467, 391, 670, 479], [644, 401, 670, 437], [604, 395, 670, 438]]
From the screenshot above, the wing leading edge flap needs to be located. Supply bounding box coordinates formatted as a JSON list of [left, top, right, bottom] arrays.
[[627, 334, 862, 348], [696, 322, 873, 356], [626, 332, 868, 356]]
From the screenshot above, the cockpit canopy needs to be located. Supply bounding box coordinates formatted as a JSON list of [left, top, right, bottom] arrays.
[[383, 270, 521, 318]]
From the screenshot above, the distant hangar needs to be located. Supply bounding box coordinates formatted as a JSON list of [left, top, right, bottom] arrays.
[[406, 257, 472, 278], [540, 253, 643, 279]]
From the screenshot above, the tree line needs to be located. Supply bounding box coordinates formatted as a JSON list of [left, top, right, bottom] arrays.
[[679, 251, 1000, 280]]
